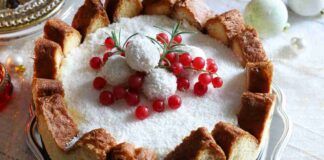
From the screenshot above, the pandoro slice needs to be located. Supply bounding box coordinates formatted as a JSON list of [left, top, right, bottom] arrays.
[[36, 94, 79, 160], [238, 92, 276, 144], [246, 61, 273, 93], [212, 122, 259, 160], [105, 0, 143, 22], [165, 127, 226, 160], [33, 38, 63, 79], [32, 78, 64, 104], [205, 9, 245, 46], [231, 27, 268, 67], [143, 0, 177, 16], [72, 128, 117, 160], [172, 0, 214, 30], [44, 18, 82, 55], [108, 142, 157, 160], [72, 0, 110, 41]]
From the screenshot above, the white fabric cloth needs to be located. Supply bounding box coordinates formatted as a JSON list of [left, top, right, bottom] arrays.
[[0, 0, 323, 159]]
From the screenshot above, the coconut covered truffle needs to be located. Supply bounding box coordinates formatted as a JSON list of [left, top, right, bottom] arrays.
[[100, 55, 134, 86], [143, 68, 177, 100], [125, 36, 160, 72]]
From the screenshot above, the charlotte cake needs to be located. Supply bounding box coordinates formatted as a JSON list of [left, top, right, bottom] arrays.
[[32, 0, 276, 159], [72, 0, 110, 41], [143, 0, 177, 16], [205, 9, 245, 46]]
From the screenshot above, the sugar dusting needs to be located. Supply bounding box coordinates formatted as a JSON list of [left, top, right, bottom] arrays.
[[60, 15, 244, 158]]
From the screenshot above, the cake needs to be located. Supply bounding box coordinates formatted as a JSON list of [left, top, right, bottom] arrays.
[[32, 0, 276, 159]]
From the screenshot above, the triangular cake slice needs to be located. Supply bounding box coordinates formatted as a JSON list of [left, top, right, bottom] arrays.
[[105, 0, 143, 22], [212, 122, 259, 160], [205, 9, 245, 46], [165, 127, 226, 160], [72, 0, 110, 41], [143, 0, 177, 16], [172, 0, 214, 30], [44, 18, 82, 55], [36, 94, 79, 160], [231, 27, 268, 67], [238, 92, 276, 144], [108, 142, 157, 160], [246, 61, 273, 93], [33, 38, 63, 79]]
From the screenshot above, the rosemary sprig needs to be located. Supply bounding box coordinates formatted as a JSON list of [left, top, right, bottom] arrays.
[[104, 30, 138, 55]]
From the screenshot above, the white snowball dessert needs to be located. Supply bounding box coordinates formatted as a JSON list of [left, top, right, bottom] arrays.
[[143, 68, 177, 100], [100, 55, 134, 86], [125, 36, 160, 72]]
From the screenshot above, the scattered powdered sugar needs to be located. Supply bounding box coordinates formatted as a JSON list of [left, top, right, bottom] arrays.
[[60, 15, 244, 158], [100, 55, 134, 86], [143, 68, 177, 100], [125, 35, 160, 72]]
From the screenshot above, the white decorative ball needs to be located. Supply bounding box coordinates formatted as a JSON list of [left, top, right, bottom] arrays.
[[244, 0, 288, 37], [288, 0, 324, 16], [125, 36, 160, 72], [175, 45, 207, 78], [100, 55, 134, 86], [5, 54, 24, 71], [143, 68, 177, 100]]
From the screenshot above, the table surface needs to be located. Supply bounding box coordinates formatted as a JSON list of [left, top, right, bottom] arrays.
[[0, 0, 324, 160]]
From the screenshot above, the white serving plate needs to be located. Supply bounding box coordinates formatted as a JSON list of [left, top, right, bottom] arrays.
[[25, 84, 292, 160]]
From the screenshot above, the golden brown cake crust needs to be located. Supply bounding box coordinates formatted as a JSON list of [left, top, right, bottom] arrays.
[[72, 0, 110, 40], [165, 127, 226, 160], [108, 142, 157, 160], [173, 0, 214, 30], [105, 0, 143, 22], [33, 38, 63, 79], [75, 128, 117, 160], [232, 27, 268, 66], [206, 10, 245, 42], [238, 92, 276, 142], [32, 78, 64, 104], [44, 19, 78, 47], [143, 0, 178, 15], [246, 61, 273, 93], [36, 94, 78, 150]]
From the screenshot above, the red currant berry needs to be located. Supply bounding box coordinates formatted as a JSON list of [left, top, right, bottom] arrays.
[[156, 33, 169, 44], [113, 86, 127, 99], [207, 64, 218, 74], [177, 77, 190, 91], [165, 52, 176, 64], [173, 35, 182, 44], [212, 77, 223, 88], [168, 95, 182, 109], [152, 100, 165, 112], [135, 105, 149, 120], [103, 52, 111, 63], [99, 91, 114, 105], [194, 82, 208, 96], [179, 53, 192, 67], [93, 77, 107, 90], [192, 57, 205, 70], [171, 62, 184, 75], [126, 92, 140, 106], [128, 74, 144, 89], [120, 52, 125, 57], [105, 37, 115, 50], [198, 73, 212, 85], [207, 58, 216, 66], [90, 57, 102, 70]]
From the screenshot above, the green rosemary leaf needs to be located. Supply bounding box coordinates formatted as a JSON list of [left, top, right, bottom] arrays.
[[153, 26, 172, 34], [123, 33, 139, 48], [146, 36, 163, 49], [166, 49, 186, 53], [176, 31, 195, 35]]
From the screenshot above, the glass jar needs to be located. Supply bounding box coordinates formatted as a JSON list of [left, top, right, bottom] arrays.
[[0, 63, 13, 110]]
